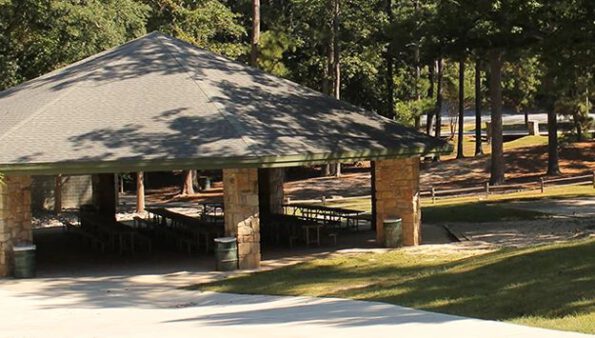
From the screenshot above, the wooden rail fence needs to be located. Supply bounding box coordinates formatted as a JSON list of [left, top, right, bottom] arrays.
[[287, 172, 595, 206], [423, 172, 595, 203]]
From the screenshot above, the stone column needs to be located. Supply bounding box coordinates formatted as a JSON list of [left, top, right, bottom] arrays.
[[0, 175, 33, 277], [91, 174, 117, 221], [258, 168, 285, 244], [374, 157, 421, 246], [258, 168, 285, 217], [223, 168, 260, 269]]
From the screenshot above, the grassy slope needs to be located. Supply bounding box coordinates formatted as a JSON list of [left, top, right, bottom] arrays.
[[198, 239, 595, 334]]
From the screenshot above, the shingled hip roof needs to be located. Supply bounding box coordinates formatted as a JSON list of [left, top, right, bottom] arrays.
[[0, 32, 451, 175]]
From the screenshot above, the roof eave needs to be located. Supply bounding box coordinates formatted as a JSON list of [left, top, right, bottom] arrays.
[[0, 143, 453, 176]]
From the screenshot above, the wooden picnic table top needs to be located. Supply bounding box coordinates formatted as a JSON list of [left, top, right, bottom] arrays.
[[283, 203, 364, 215], [147, 207, 223, 233], [200, 202, 224, 209]]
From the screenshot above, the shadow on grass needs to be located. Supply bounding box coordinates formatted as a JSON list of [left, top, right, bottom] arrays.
[[196, 239, 595, 325]]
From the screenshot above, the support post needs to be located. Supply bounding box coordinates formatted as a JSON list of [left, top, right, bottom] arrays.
[[370, 161, 377, 232], [374, 157, 421, 246], [223, 168, 261, 269], [54, 174, 63, 214], [91, 174, 116, 221], [258, 168, 284, 231], [0, 175, 33, 277], [431, 186, 436, 204], [136, 172, 145, 213]]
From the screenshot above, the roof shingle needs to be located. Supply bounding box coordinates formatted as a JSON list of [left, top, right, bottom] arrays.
[[0, 32, 450, 174]]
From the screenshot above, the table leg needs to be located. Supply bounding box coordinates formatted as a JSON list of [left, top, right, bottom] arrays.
[[316, 226, 320, 246], [131, 233, 135, 254]]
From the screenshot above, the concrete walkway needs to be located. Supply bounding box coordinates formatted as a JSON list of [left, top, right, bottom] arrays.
[[0, 275, 591, 338]]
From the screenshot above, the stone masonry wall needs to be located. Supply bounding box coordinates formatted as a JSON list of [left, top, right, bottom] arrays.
[[223, 168, 261, 269], [374, 157, 421, 246], [0, 175, 33, 277]]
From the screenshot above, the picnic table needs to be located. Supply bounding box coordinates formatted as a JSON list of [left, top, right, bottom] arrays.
[[283, 204, 366, 231], [198, 202, 224, 224], [79, 211, 151, 254], [268, 214, 324, 247], [146, 208, 224, 253]]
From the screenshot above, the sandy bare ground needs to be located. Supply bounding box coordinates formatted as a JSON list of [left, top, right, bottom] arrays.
[[446, 218, 595, 248]]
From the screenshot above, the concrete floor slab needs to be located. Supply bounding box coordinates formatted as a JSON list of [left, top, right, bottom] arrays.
[[0, 276, 591, 338]]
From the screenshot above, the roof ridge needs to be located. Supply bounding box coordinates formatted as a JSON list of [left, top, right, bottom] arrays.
[[153, 34, 260, 155]]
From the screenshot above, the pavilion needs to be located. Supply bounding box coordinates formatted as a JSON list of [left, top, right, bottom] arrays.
[[0, 32, 451, 276]]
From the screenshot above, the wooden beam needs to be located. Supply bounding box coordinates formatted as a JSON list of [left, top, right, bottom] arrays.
[[136, 172, 145, 213]]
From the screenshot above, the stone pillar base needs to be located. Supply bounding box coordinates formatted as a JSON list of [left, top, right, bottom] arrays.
[[0, 176, 33, 277], [223, 168, 261, 269], [374, 157, 421, 246]]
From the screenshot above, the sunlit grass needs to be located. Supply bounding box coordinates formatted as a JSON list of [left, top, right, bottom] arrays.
[[195, 239, 595, 334], [442, 135, 548, 160]]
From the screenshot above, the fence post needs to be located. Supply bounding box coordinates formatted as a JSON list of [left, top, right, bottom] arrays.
[[431, 186, 436, 204], [540, 177, 545, 193], [485, 182, 490, 198]]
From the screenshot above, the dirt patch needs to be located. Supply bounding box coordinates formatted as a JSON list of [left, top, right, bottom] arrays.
[[446, 218, 595, 248]]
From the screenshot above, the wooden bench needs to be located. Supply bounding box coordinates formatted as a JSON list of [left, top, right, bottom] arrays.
[[134, 216, 195, 254], [61, 219, 107, 253]]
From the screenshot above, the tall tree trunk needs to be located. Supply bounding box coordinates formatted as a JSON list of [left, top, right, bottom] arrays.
[[385, 0, 395, 119], [324, 21, 334, 96], [489, 49, 505, 185], [333, 0, 341, 177], [136, 172, 145, 213], [333, 0, 340, 100], [474, 59, 484, 156], [545, 74, 561, 176], [434, 58, 443, 139], [456, 58, 465, 159], [426, 62, 435, 134], [413, 0, 421, 130], [573, 112, 583, 141], [322, 0, 340, 177], [181, 170, 195, 195], [250, 0, 260, 67], [547, 108, 561, 175]]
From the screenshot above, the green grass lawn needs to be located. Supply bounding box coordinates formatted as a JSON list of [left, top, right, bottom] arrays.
[[196, 239, 595, 334], [442, 135, 548, 159]]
